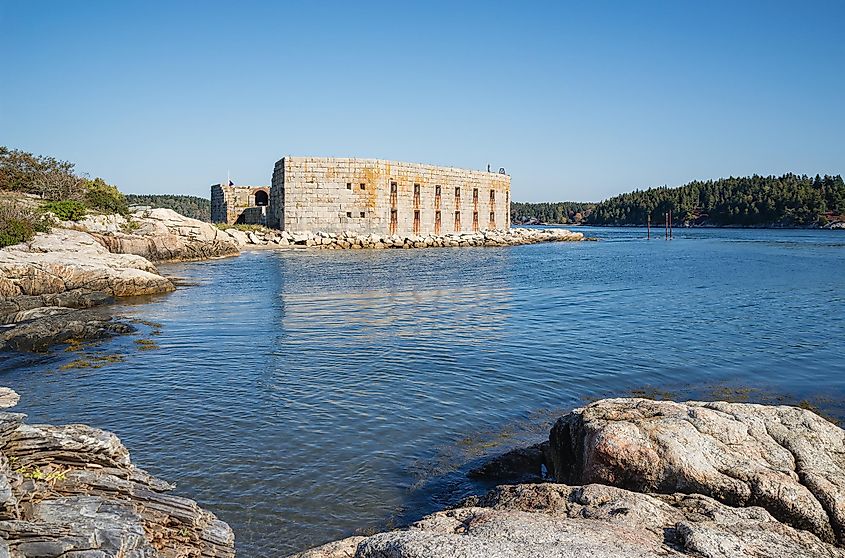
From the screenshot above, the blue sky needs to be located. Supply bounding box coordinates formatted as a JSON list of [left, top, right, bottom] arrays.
[[2, 1, 843, 202]]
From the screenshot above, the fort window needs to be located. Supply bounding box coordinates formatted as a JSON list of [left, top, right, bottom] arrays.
[[455, 187, 461, 210], [360, 183, 366, 190], [255, 190, 269, 206], [435, 185, 441, 210], [390, 181, 398, 209], [413, 210, 420, 235], [346, 211, 352, 218], [490, 190, 495, 203], [473, 188, 478, 209], [390, 209, 398, 234], [435, 210, 441, 235], [454, 211, 461, 231], [472, 211, 479, 232], [413, 184, 420, 208], [489, 211, 496, 229], [346, 182, 352, 190], [360, 211, 366, 218]]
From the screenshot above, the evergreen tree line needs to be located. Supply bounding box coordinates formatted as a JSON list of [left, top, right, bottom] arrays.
[[510, 201, 594, 224], [511, 174, 845, 227], [125, 194, 211, 221]]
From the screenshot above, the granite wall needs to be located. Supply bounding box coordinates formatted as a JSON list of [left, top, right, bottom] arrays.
[[268, 157, 510, 234]]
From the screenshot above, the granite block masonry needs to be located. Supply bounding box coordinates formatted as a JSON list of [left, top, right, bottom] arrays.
[[211, 182, 270, 225], [266, 157, 511, 235]]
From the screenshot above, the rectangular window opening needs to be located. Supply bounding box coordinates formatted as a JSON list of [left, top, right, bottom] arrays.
[[360, 183, 366, 190], [346, 183, 352, 190], [346, 211, 352, 218], [360, 211, 366, 218]]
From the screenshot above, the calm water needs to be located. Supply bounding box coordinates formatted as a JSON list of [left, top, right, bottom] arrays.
[[2, 227, 844, 556]]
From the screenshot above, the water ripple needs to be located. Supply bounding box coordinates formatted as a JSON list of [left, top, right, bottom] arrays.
[[1, 227, 844, 556]]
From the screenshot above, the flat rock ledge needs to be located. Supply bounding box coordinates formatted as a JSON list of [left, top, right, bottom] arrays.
[[294, 398, 845, 558], [1, 209, 242, 350], [0, 387, 234, 557], [224, 227, 584, 249], [70, 208, 240, 263], [0, 229, 173, 351]]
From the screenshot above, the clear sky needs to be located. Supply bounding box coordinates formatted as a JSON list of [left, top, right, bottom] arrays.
[[2, 1, 843, 202]]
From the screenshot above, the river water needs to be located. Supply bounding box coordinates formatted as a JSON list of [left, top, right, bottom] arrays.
[[2, 227, 844, 556]]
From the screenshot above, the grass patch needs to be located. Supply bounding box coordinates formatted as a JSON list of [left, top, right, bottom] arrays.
[[214, 223, 267, 232], [128, 318, 163, 328], [120, 218, 141, 233], [63, 338, 86, 352], [59, 353, 126, 371], [134, 338, 159, 351]]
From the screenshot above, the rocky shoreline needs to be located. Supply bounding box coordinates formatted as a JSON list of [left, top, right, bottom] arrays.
[[0, 386, 235, 556], [219, 226, 584, 249], [293, 397, 845, 558]]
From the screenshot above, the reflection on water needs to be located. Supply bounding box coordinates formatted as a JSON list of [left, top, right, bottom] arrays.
[[2, 227, 844, 556]]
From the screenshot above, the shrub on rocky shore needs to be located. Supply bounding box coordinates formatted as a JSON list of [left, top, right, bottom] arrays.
[[0, 201, 51, 248]]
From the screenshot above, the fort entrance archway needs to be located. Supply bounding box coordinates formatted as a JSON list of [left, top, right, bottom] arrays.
[[254, 190, 269, 206]]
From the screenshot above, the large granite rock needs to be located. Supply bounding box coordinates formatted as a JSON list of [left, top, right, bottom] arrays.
[[297, 399, 845, 557], [548, 398, 845, 546], [76, 209, 239, 262], [0, 388, 234, 557], [293, 482, 845, 558], [0, 229, 173, 300]]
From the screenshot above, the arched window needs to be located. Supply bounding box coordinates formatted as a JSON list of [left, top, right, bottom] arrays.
[[254, 190, 269, 206]]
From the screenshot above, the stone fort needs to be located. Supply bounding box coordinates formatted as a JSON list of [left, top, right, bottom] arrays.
[[212, 157, 511, 235], [210, 183, 270, 226]]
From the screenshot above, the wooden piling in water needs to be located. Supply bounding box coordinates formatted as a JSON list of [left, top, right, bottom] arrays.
[[669, 210, 673, 240]]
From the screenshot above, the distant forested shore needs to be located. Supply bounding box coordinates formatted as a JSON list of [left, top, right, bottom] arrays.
[[109, 174, 845, 230], [125, 194, 211, 221], [512, 174, 845, 228]]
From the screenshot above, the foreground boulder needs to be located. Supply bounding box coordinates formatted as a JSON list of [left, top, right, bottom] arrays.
[[298, 399, 845, 557], [0, 387, 234, 557], [294, 482, 845, 558], [548, 398, 845, 546], [0, 229, 173, 300]]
